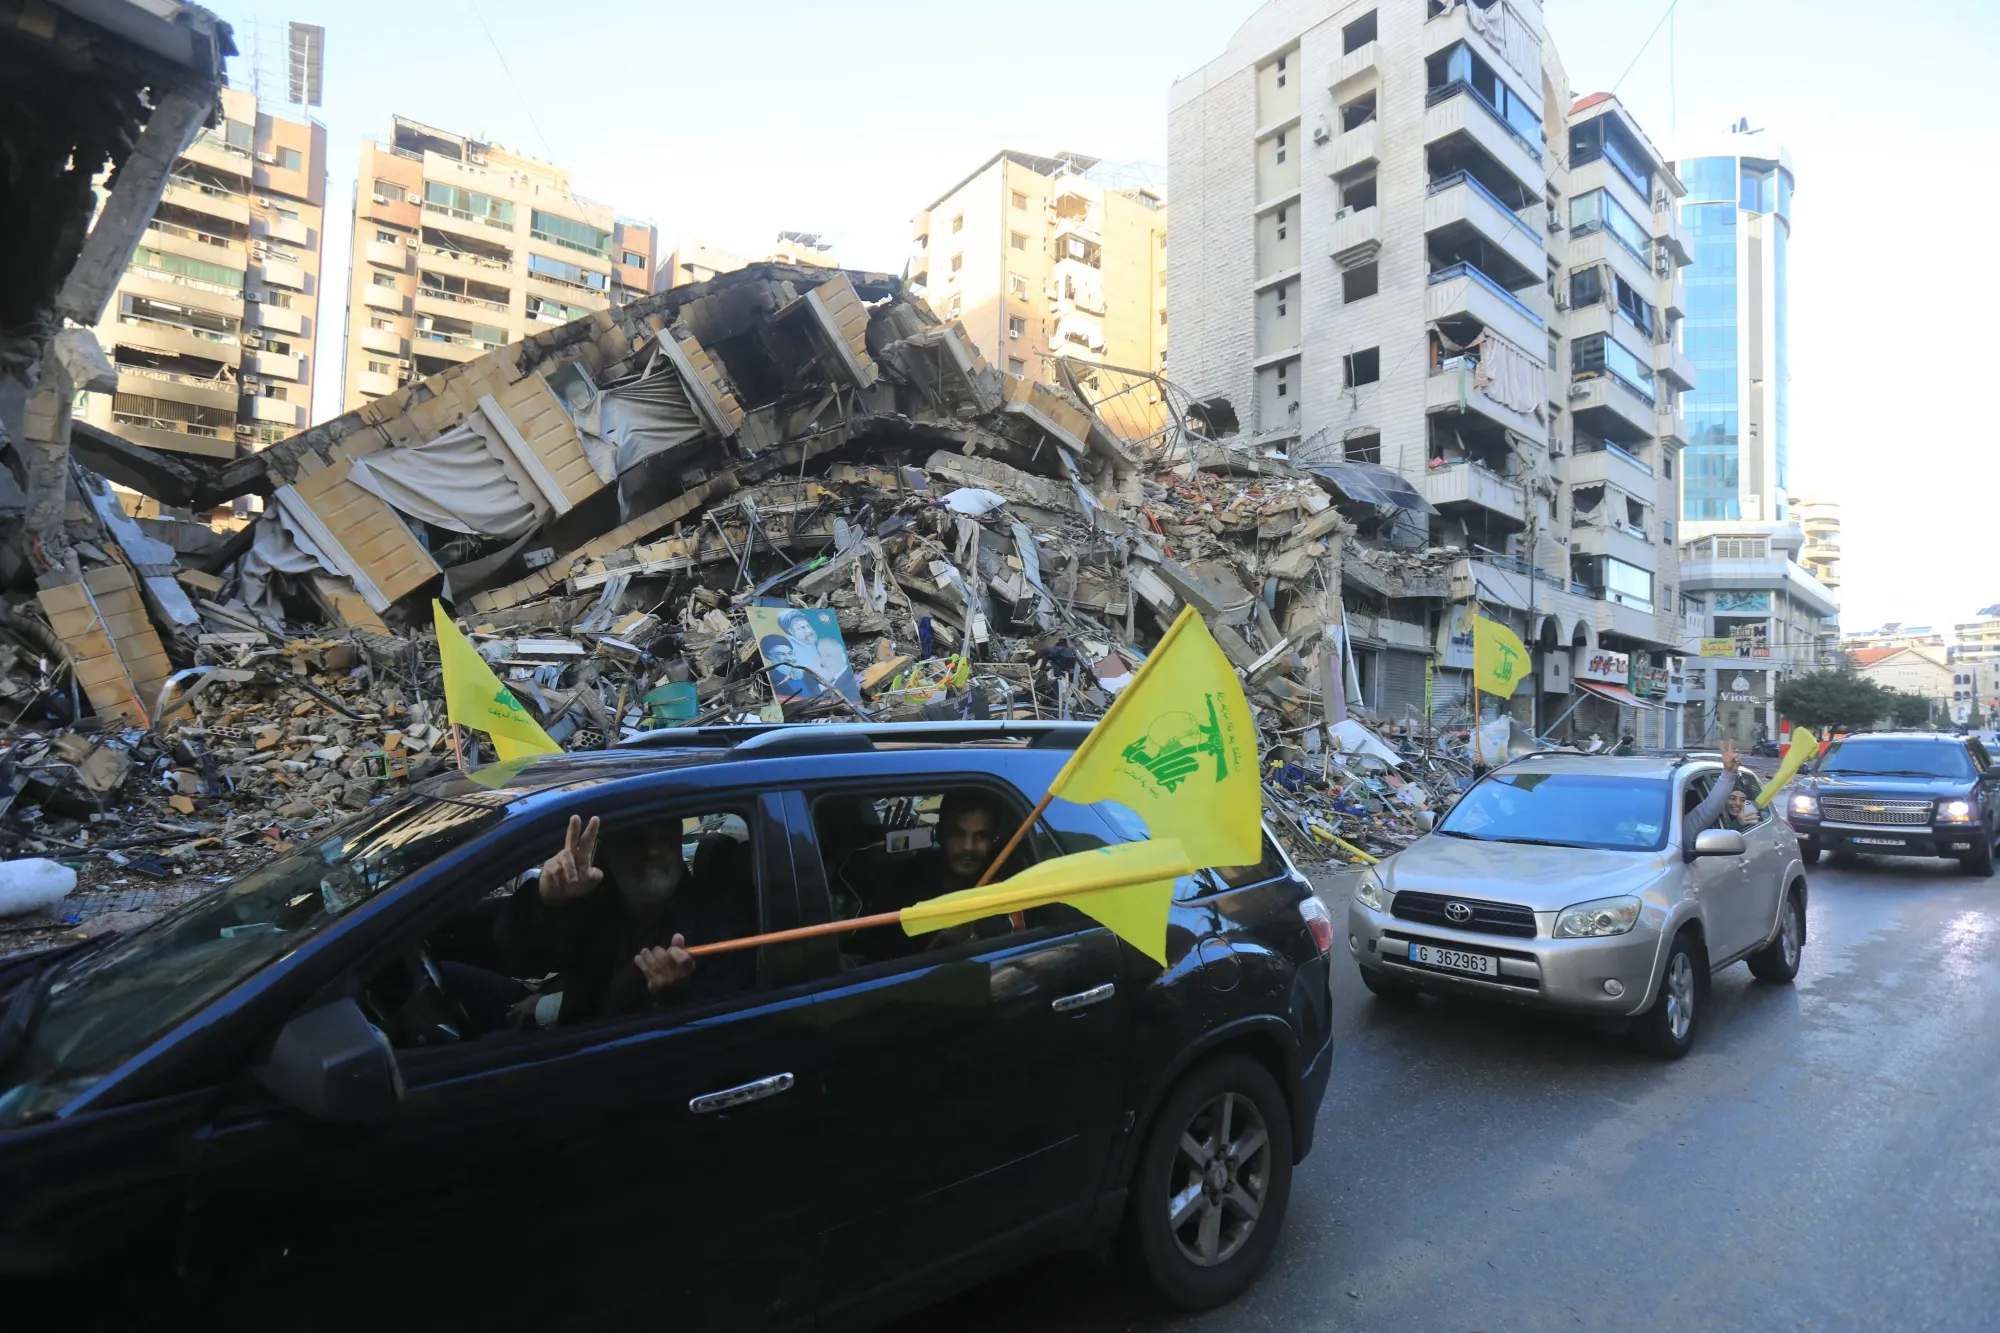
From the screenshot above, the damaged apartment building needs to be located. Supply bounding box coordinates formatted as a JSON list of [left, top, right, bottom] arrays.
[[1168, 0, 1704, 746]]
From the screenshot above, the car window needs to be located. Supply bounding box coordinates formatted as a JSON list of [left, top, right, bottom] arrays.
[[1091, 800, 1272, 898], [362, 806, 764, 1051], [1817, 739, 1973, 779], [1438, 771, 1671, 852], [1733, 770, 1769, 825]]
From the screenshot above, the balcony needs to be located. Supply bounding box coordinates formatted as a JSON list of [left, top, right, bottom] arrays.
[[143, 218, 242, 264], [111, 412, 236, 459], [1423, 82, 1542, 202], [248, 396, 302, 428], [1568, 158, 1653, 239], [1569, 440, 1655, 498], [1656, 406, 1688, 448], [1426, 357, 1543, 439], [420, 243, 514, 285], [1329, 39, 1377, 92], [1661, 264, 1686, 320], [161, 177, 250, 226], [415, 329, 501, 360], [1565, 301, 1653, 367], [1567, 371, 1656, 445], [112, 315, 241, 367], [247, 349, 301, 381], [1653, 340, 1696, 392], [1422, 460, 1527, 527], [417, 286, 511, 320], [263, 213, 311, 247], [1653, 201, 1690, 265], [1052, 257, 1104, 315], [363, 285, 406, 314], [122, 264, 244, 318], [1425, 261, 1544, 355], [1591, 596, 1664, 647], [249, 301, 304, 335], [359, 325, 406, 356], [1573, 519, 1652, 568], [357, 369, 402, 399], [1678, 555, 1840, 620], [365, 240, 408, 271], [181, 133, 254, 180], [1565, 228, 1654, 308], [258, 258, 306, 291], [115, 366, 238, 413], [1327, 119, 1380, 178], [1423, 2, 1541, 107], [1330, 205, 1381, 267], [1424, 171, 1542, 288]]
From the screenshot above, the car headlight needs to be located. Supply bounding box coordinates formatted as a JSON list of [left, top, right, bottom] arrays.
[[1553, 895, 1643, 938], [1939, 799, 1975, 822], [1353, 868, 1391, 912], [1790, 792, 1818, 816]]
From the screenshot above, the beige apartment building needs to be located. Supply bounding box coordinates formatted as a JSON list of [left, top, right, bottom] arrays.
[[1791, 494, 1841, 591], [654, 232, 839, 291], [909, 152, 1167, 405], [342, 117, 655, 411], [1166, 0, 1695, 742], [79, 84, 327, 464]]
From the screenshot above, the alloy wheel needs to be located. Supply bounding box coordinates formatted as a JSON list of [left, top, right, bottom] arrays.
[[1781, 899, 1802, 970], [1665, 951, 1695, 1043], [1166, 1091, 1271, 1267]]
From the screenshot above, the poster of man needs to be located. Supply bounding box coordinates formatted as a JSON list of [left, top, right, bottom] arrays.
[[748, 606, 861, 702]]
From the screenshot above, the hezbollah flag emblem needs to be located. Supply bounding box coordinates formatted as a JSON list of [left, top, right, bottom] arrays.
[[433, 600, 561, 762], [1473, 615, 1529, 699]]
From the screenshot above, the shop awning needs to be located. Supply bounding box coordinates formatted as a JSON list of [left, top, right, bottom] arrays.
[[1578, 679, 1664, 711]]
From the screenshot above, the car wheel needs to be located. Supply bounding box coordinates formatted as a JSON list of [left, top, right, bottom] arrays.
[[1358, 964, 1419, 1000], [1631, 929, 1707, 1059], [1798, 838, 1821, 866], [1125, 1055, 1294, 1311], [1959, 829, 1995, 877], [1747, 886, 1805, 983]]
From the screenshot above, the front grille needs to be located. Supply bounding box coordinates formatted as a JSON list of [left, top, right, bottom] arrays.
[[1391, 890, 1538, 938], [1820, 796, 1933, 826]]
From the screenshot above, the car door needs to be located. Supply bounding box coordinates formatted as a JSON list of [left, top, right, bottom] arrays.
[[785, 784, 1131, 1326], [1733, 769, 1788, 949], [184, 790, 823, 1332], [1683, 770, 1754, 960]]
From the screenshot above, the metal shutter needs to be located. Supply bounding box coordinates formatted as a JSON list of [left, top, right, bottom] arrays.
[[1379, 649, 1429, 724]]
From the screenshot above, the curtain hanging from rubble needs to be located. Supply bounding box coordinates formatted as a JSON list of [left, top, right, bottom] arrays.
[[1470, 331, 1546, 420], [573, 353, 710, 481], [238, 507, 338, 622], [345, 413, 549, 538]]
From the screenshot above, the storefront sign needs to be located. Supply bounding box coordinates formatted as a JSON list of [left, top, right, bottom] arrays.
[[1699, 638, 1736, 658], [1575, 647, 1631, 685], [1715, 591, 1772, 614], [1631, 662, 1671, 697]]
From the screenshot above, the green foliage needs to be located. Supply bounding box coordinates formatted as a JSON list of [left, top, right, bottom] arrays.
[[1775, 663, 1891, 733], [1885, 690, 1937, 729]]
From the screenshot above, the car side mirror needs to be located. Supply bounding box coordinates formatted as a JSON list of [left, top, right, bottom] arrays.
[[253, 998, 405, 1123], [1691, 828, 1746, 859]]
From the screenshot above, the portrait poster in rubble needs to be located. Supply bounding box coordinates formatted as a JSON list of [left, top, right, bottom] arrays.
[[748, 606, 860, 703]]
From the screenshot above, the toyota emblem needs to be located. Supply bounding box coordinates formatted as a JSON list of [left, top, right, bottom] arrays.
[[1444, 901, 1474, 923]]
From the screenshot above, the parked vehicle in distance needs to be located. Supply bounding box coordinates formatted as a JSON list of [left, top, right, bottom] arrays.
[[1347, 753, 1806, 1058], [0, 722, 1334, 1329], [1786, 731, 2000, 875]]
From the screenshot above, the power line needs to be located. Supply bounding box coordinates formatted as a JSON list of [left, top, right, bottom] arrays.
[[1613, 0, 1679, 96], [468, 0, 556, 162]]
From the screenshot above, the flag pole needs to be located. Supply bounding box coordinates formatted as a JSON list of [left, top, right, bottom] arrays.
[[450, 723, 469, 775], [685, 909, 903, 957]]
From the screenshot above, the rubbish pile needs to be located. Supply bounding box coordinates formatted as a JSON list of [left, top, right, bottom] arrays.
[[0, 263, 1483, 948]]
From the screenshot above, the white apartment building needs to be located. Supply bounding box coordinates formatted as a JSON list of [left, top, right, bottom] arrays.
[[1677, 520, 1840, 742], [1791, 493, 1840, 592], [1166, 0, 1695, 744]]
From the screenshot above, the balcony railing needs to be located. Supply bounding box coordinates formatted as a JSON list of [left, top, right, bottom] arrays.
[[166, 173, 241, 202], [118, 365, 237, 393], [127, 263, 242, 300], [421, 244, 511, 273], [419, 284, 510, 314], [1426, 170, 1541, 243], [147, 217, 238, 251], [113, 411, 228, 440], [1424, 79, 1542, 162], [529, 227, 611, 260], [118, 314, 239, 346], [193, 131, 252, 161], [1574, 366, 1657, 408], [417, 329, 503, 352], [1427, 260, 1543, 327], [1574, 437, 1653, 475], [423, 199, 514, 232]]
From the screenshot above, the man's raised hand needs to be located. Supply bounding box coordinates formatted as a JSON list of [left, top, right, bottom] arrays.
[[1720, 739, 1740, 774], [538, 814, 605, 904], [635, 935, 694, 993]]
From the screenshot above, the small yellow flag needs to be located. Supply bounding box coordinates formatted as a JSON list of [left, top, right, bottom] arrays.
[[1473, 615, 1529, 699], [433, 600, 561, 763], [1755, 727, 1821, 809], [1046, 607, 1261, 869], [901, 839, 1194, 965]]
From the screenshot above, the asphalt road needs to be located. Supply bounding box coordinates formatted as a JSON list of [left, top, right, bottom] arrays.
[[893, 854, 2000, 1332]]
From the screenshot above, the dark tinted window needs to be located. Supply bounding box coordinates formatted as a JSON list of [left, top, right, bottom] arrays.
[[1817, 739, 1973, 779]]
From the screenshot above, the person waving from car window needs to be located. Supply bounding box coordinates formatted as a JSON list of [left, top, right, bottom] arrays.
[[1683, 740, 1746, 855]]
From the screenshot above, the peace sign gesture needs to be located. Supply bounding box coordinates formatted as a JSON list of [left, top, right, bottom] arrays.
[[1719, 738, 1740, 774], [538, 815, 605, 904]]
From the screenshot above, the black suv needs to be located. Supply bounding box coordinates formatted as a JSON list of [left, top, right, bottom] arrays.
[[0, 722, 1334, 1330], [1786, 731, 2000, 875]]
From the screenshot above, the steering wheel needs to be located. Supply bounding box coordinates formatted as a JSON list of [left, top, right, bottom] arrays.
[[362, 944, 475, 1047]]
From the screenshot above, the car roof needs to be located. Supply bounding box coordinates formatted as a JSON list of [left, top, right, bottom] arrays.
[[1494, 753, 1696, 778], [1828, 731, 1964, 742]]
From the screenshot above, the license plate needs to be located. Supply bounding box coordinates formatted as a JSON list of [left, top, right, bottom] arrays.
[[1853, 837, 1906, 847], [1407, 943, 1498, 977]]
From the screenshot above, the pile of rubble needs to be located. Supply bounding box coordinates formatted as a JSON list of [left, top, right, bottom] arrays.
[[0, 263, 1480, 948]]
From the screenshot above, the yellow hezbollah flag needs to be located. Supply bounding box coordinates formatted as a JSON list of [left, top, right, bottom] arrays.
[[1755, 727, 1821, 809], [1046, 606, 1261, 869], [902, 839, 1194, 966], [433, 600, 561, 763], [1473, 615, 1529, 698]]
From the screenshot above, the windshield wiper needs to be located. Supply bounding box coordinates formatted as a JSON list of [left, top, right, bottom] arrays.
[[0, 937, 109, 1072], [1479, 835, 1578, 848], [1823, 769, 1948, 779], [1434, 829, 1488, 840]]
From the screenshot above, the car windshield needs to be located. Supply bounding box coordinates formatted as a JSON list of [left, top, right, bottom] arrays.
[[1816, 740, 1973, 779], [0, 791, 508, 1127], [1436, 771, 1671, 852]]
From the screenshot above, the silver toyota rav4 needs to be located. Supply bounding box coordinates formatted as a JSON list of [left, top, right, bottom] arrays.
[[1346, 753, 1807, 1058]]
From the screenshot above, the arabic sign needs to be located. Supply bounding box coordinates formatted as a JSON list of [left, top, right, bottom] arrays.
[[1699, 637, 1737, 658], [1574, 647, 1631, 685]]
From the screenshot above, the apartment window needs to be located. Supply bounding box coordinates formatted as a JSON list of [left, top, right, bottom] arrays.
[[1715, 537, 1768, 559], [1571, 333, 1656, 401], [372, 272, 397, 288], [1011, 190, 1028, 210], [1275, 54, 1287, 89], [951, 213, 964, 233], [1569, 267, 1604, 308], [623, 250, 646, 268], [950, 252, 964, 273], [530, 210, 612, 258], [266, 290, 295, 309], [1343, 262, 1379, 303], [369, 316, 394, 330], [1570, 190, 1648, 261], [375, 230, 398, 245], [275, 147, 302, 171], [944, 293, 961, 319], [224, 120, 253, 152], [1010, 232, 1028, 252], [1426, 41, 1542, 147], [260, 384, 288, 401], [1341, 173, 1377, 212], [1008, 357, 1026, 376], [1275, 363, 1288, 397], [366, 359, 392, 375], [1275, 208, 1288, 242], [1663, 453, 1675, 480], [423, 181, 514, 227], [273, 206, 300, 222], [1009, 272, 1027, 299], [1340, 91, 1377, 132], [1344, 346, 1381, 387], [374, 178, 407, 203], [264, 338, 292, 355], [1345, 430, 1383, 463], [1274, 131, 1287, 165], [1274, 283, 1289, 317], [1008, 316, 1027, 339], [1343, 10, 1377, 53], [527, 251, 609, 292], [1159, 309, 1169, 325], [1661, 520, 1676, 545]]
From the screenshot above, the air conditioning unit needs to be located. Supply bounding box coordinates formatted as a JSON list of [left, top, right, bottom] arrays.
[[1654, 252, 1672, 276], [1654, 188, 1671, 210], [1335, 205, 1355, 220], [1554, 292, 1570, 311], [255, 152, 278, 165], [1568, 382, 1591, 399], [372, 194, 391, 205], [1547, 213, 1564, 233], [1311, 116, 1332, 145]]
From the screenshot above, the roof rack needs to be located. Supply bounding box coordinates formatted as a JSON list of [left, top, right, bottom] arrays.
[[617, 720, 1095, 758]]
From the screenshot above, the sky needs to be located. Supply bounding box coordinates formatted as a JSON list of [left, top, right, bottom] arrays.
[[221, 0, 2000, 638]]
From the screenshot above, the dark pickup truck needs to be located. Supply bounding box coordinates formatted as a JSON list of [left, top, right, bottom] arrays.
[[1785, 732, 2000, 875]]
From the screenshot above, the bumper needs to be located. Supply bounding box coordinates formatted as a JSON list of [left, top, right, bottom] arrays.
[[1794, 820, 1982, 858], [1294, 1031, 1333, 1160], [1347, 899, 1660, 1018]]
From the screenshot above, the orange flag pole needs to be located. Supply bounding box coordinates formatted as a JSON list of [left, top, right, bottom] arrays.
[[685, 909, 903, 958]]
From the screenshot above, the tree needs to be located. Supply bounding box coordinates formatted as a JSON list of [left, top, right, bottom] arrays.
[[1775, 663, 1891, 733], [1886, 690, 1937, 729]]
